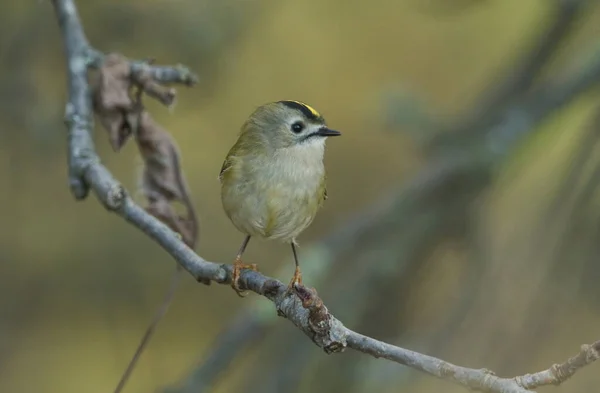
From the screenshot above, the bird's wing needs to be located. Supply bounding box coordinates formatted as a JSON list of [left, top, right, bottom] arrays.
[[218, 156, 233, 184]]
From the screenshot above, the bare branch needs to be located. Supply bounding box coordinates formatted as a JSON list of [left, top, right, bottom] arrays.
[[347, 332, 599, 392], [53, 2, 204, 392], [516, 341, 600, 389], [51, 1, 600, 392]]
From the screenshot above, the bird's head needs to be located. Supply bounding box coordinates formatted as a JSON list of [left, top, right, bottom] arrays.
[[239, 100, 341, 150]]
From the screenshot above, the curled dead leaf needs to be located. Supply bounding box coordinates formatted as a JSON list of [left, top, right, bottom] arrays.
[[91, 53, 134, 151], [135, 109, 198, 250], [90, 53, 203, 271]]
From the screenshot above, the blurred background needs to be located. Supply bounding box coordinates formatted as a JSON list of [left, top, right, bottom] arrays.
[[2, 0, 600, 392]]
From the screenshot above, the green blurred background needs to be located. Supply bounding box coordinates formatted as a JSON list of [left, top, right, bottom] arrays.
[[2, 0, 600, 392]]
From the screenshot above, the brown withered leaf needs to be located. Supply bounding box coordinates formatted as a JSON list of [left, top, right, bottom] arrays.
[[134, 107, 200, 252], [90, 54, 204, 283], [145, 198, 196, 246], [91, 53, 135, 151]]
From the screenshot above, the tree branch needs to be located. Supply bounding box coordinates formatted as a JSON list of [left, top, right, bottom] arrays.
[[516, 341, 600, 389], [347, 332, 599, 392], [51, 0, 600, 392]]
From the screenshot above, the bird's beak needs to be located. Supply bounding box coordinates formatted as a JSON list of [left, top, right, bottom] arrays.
[[316, 127, 341, 137]]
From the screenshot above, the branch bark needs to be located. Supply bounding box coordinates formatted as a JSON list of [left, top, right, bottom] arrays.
[[51, 1, 600, 392]]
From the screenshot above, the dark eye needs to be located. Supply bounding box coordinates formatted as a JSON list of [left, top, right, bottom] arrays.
[[291, 121, 305, 133]]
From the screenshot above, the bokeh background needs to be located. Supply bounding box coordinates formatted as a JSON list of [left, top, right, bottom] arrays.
[[2, 0, 600, 392]]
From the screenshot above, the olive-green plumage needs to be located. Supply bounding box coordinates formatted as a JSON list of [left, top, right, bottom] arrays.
[[220, 101, 339, 244], [219, 100, 340, 296]]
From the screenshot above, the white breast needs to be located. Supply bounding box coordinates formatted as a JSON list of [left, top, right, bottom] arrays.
[[222, 138, 327, 243], [272, 138, 326, 186]]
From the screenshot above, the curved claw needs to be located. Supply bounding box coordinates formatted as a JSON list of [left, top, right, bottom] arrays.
[[286, 266, 303, 295], [231, 258, 258, 297]]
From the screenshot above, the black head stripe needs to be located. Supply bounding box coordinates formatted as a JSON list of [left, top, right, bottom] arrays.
[[278, 100, 323, 122]]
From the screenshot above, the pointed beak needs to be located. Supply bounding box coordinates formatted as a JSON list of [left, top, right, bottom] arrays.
[[316, 127, 341, 137]]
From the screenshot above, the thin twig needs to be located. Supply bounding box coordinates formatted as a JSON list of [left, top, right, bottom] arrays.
[[114, 266, 184, 393], [515, 341, 600, 389], [51, 1, 600, 392]]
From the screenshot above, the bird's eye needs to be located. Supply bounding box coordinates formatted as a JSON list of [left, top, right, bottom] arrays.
[[291, 121, 305, 133]]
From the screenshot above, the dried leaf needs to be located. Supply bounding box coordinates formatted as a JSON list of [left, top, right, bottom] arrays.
[[90, 53, 203, 282], [146, 199, 195, 245], [91, 53, 134, 151], [135, 108, 199, 251]]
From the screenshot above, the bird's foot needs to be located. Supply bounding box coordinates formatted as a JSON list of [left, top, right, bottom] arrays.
[[286, 266, 303, 294], [231, 256, 258, 298]]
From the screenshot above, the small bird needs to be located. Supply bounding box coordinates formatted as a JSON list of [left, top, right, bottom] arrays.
[[219, 100, 341, 296]]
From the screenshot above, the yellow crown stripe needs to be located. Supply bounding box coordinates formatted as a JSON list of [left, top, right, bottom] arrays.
[[288, 100, 321, 118]]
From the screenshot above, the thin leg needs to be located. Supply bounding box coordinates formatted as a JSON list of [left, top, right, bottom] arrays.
[[237, 235, 251, 257], [231, 235, 258, 297], [287, 242, 303, 291]]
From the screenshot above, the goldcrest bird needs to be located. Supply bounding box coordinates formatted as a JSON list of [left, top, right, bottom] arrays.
[[219, 100, 341, 297]]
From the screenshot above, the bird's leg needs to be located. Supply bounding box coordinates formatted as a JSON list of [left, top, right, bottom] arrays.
[[231, 235, 257, 297], [287, 243, 303, 292]]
